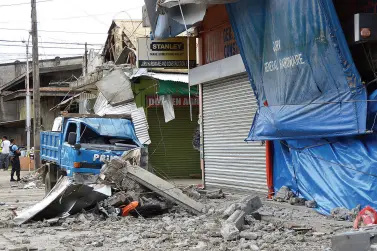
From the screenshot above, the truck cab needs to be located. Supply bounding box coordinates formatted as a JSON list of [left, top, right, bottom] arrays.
[[40, 113, 142, 193]]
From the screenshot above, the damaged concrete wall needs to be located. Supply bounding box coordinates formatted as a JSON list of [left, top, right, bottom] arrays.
[[41, 98, 61, 131], [0, 98, 19, 122], [0, 62, 26, 88]]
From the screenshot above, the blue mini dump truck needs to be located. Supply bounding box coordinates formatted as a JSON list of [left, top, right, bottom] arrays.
[[40, 113, 143, 194]]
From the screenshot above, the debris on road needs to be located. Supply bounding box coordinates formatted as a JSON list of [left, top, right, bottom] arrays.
[[22, 182, 37, 189], [305, 200, 317, 208], [331, 205, 360, 222], [220, 196, 262, 240], [13, 177, 110, 225], [99, 149, 204, 215]]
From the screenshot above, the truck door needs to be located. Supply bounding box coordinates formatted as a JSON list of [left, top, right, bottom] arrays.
[[61, 121, 79, 177]]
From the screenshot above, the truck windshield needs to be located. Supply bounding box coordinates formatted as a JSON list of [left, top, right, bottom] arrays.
[[79, 123, 137, 147]]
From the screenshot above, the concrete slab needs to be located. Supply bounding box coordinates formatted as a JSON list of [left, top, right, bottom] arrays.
[[126, 166, 204, 214]]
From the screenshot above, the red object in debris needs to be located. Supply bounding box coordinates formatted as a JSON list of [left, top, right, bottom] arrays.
[[266, 141, 274, 199], [353, 206, 377, 229], [121, 201, 139, 217], [263, 100, 269, 107]]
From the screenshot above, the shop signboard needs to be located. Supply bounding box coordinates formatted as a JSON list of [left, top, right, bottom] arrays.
[[147, 95, 199, 107], [138, 37, 196, 68]]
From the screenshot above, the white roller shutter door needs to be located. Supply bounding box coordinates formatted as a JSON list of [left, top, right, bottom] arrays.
[[203, 74, 267, 193]]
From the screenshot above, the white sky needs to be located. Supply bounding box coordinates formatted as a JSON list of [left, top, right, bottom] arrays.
[[0, 0, 144, 63]]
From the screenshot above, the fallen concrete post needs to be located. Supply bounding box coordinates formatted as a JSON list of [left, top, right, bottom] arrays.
[[226, 210, 246, 230], [125, 166, 204, 215], [221, 196, 262, 240]]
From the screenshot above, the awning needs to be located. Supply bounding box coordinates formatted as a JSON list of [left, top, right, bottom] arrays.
[[128, 68, 188, 83], [158, 81, 198, 95]]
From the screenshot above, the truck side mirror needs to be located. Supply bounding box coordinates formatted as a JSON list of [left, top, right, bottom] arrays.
[[68, 132, 77, 145]]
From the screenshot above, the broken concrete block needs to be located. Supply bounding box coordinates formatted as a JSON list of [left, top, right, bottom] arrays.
[[239, 196, 262, 215], [226, 210, 246, 230], [185, 188, 201, 200], [305, 200, 317, 208], [371, 244, 377, 251], [221, 223, 240, 241], [289, 197, 306, 206], [332, 230, 375, 251], [223, 204, 237, 219], [106, 191, 130, 207], [274, 186, 293, 201], [206, 189, 225, 199], [239, 231, 258, 240], [125, 165, 204, 214]]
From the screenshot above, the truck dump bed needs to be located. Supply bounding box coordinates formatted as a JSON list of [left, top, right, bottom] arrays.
[[40, 131, 61, 164]]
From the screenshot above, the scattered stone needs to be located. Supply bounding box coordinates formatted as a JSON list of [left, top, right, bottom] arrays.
[[223, 204, 237, 219], [206, 189, 225, 199], [191, 241, 207, 251], [226, 210, 246, 230], [8, 247, 28, 251], [274, 186, 294, 201], [185, 188, 201, 200], [331, 205, 360, 221], [371, 244, 377, 251], [92, 241, 103, 247], [240, 231, 258, 240], [76, 214, 88, 224], [117, 234, 139, 243], [305, 200, 317, 208], [23, 182, 37, 189], [221, 223, 240, 241], [21, 239, 30, 244], [289, 197, 306, 205]]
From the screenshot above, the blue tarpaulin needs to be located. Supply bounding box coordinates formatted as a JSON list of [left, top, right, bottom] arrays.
[[226, 0, 368, 141], [273, 133, 377, 215]]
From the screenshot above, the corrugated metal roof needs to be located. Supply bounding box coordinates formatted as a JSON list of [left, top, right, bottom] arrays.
[[128, 68, 188, 83]]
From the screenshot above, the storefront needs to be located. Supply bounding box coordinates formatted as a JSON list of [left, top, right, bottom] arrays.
[[146, 95, 200, 178], [190, 5, 267, 192], [132, 75, 201, 179]]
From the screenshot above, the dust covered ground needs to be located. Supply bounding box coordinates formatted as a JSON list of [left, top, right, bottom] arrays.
[[0, 171, 351, 251]]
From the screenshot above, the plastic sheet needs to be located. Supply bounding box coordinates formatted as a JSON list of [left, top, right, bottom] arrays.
[[273, 135, 377, 215], [227, 0, 367, 140]]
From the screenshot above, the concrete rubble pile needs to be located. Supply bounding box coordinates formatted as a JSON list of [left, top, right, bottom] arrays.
[[274, 186, 317, 208], [13, 148, 205, 225]]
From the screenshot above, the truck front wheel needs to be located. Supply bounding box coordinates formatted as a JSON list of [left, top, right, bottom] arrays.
[[44, 172, 53, 195], [44, 164, 58, 195]]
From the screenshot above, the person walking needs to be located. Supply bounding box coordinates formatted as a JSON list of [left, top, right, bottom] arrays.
[[0, 136, 10, 171], [9, 139, 21, 182]]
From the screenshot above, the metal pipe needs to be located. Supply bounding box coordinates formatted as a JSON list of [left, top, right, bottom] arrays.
[[25, 37, 31, 153], [266, 140, 274, 199]]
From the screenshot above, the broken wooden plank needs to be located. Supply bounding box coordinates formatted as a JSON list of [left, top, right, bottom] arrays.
[[125, 166, 204, 215]]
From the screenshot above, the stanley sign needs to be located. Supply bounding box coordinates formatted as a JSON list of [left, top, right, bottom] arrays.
[[138, 37, 196, 69]]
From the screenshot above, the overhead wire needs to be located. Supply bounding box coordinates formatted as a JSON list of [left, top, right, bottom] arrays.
[[0, 0, 53, 7], [0, 39, 103, 46], [0, 43, 101, 50], [0, 27, 107, 35]]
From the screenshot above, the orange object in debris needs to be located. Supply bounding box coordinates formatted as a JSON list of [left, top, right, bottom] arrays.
[[353, 206, 377, 229], [121, 201, 139, 217]]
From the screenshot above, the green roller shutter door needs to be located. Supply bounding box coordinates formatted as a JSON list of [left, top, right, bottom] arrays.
[[147, 107, 200, 179]]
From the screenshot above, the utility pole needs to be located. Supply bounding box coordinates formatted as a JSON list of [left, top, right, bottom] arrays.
[[84, 42, 88, 75], [31, 0, 41, 169], [25, 36, 31, 154]]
